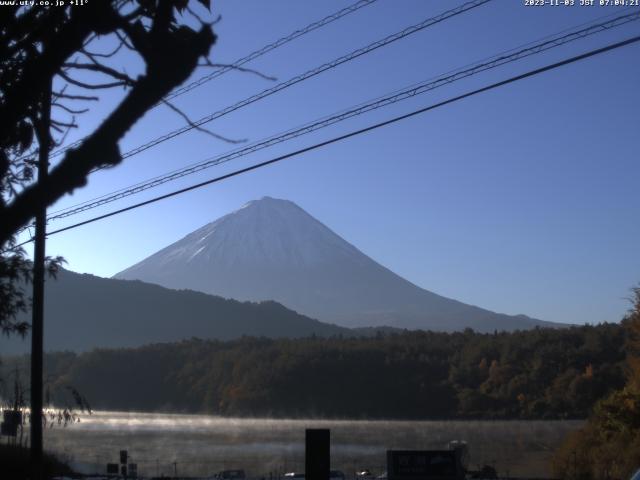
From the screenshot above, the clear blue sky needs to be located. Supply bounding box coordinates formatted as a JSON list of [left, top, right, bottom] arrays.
[[27, 0, 640, 326]]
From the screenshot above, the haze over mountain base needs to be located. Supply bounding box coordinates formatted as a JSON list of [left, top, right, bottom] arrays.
[[0, 269, 349, 354]]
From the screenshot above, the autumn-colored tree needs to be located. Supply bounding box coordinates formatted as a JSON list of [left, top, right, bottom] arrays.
[[553, 287, 640, 480], [626, 287, 640, 390]]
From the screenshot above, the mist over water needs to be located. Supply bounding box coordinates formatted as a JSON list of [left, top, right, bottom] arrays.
[[42, 411, 581, 478]]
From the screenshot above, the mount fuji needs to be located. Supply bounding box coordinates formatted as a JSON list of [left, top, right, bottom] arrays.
[[115, 197, 557, 332]]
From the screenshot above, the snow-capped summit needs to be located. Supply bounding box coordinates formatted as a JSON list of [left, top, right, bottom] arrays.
[[115, 197, 555, 331], [127, 196, 363, 271]]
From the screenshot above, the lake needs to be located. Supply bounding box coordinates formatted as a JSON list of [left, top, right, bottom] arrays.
[[41, 411, 582, 478]]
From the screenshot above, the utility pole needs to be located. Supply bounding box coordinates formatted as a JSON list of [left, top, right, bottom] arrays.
[[30, 76, 51, 480]]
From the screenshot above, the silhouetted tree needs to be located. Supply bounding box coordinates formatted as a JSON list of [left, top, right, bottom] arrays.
[[0, 0, 217, 334]]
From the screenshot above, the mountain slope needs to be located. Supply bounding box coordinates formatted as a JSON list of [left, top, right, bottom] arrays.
[[115, 197, 558, 332], [0, 269, 349, 354]]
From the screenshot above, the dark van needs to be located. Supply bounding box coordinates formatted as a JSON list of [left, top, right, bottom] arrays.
[[217, 470, 246, 480]]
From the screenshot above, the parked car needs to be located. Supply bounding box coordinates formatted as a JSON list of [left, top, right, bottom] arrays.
[[356, 470, 374, 480], [216, 470, 246, 480], [284, 472, 305, 479], [330, 470, 345, 480]]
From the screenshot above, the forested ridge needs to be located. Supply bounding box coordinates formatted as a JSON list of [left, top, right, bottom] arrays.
[[3, 323, 626, 420]]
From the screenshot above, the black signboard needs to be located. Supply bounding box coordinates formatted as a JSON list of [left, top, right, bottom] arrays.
[[306, 429, 330, 480], [3, 410, 22, 426], [1, 421, 18, 437], [1, 410, 22, 437], [387, 450, 463, 480]]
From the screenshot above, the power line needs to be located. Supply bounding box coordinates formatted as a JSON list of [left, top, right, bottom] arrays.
[[90, 0, 493, 165], [47, 6, 637, 217], [45, 0, 380, 160], [21, 33, 639, 246], [48, 9, 640, 218], [164, 0, 379, 102], [43, 10, 640, 223], [10, 0, 494, 239]]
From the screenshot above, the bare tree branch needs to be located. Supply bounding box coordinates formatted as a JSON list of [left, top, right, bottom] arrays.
[[51, 119, 78, 129], [52, 92, 99, 102], [0, 2, 217, 244], [161, 98, 246, 144], [80, 41, 126, 59], [62, 61, 137, 86], [58, 70, 129, 90], [198, 59, 277, 81], [186, 5, 214, 27], [115, 30, 136, 51], [0, 2, 120, 141], [52, 123, 73, 148], [52, 103, 90, 115]]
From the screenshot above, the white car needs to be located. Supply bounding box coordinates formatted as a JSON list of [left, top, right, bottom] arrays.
[[284, 473, 305, 479], [356, 470, 374, 480]]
